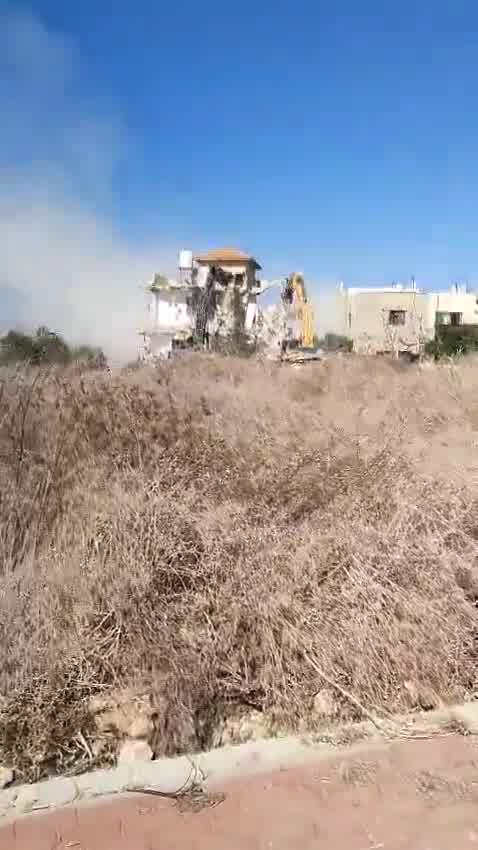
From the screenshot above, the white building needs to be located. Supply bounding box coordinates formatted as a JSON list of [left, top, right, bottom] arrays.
[[140, 247, 263, 360], [194, 247, 262, 336], [141, 275, 192, 360], [336, 282, 478, 355]]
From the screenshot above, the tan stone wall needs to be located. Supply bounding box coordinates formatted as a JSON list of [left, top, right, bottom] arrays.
[[346, 291, 431, 354]]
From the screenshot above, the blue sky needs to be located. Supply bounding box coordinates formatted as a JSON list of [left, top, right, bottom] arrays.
[[1, 1, 478, 349]]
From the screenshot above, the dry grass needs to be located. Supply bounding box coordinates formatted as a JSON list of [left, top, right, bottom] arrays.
[[0, 353, 477, 780]]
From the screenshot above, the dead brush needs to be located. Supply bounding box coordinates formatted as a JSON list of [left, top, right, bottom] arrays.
[[0, 355, 477, 780]]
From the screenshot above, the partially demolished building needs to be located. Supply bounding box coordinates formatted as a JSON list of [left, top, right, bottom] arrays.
[[140, 247, 264, 360], [140, 246, 319, 362]]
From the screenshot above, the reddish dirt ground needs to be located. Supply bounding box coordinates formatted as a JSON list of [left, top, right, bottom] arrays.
[[1, 735, 478, 849]]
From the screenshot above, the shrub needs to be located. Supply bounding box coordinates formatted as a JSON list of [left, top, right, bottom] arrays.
[[426, 325, 478, 359], [0, 354, 477, 780], [0, 327, 107, 368], [316, 333, 353, 352]]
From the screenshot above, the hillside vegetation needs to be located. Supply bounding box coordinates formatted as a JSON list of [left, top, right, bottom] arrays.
[[0, 354, 477, 780]]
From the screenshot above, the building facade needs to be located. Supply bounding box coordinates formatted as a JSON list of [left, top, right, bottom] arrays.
[[336, 283, 478, 355], [140, 247, 262, 360], [193, 247, 262, 336]]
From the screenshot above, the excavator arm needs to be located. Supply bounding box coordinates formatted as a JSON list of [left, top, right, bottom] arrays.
[[289, 273, 315, 348]]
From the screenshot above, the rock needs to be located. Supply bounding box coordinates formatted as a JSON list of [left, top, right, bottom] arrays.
[[218, 708, 270, 746], [312, 688, 336, 721], [404, 680, 441, 711], [0, 788, 18, 817], [403, 679, 419, 706], [128, 715, 154, 740], [118, 739, 153, 764], [94, 709, 128, 735], [0, 767, 14, 790], [91, 738, 108, 759], [450, 702, 478, 734], [90, 688, 155, 741]]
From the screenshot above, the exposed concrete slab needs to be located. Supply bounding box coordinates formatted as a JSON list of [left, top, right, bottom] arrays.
[[75, 766, 133, 799], [127, 755, 194, 792], [15, 777, 77, 814]]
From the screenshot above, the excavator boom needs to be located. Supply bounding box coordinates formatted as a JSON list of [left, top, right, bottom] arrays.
[[288, 272, 315, 348]]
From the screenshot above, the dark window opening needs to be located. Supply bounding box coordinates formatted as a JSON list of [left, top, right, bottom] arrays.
[[388, 310, 406, 326], [450, 312, 462, 326]]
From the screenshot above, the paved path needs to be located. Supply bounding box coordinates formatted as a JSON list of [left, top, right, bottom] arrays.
[[1, 735, 478, 849]]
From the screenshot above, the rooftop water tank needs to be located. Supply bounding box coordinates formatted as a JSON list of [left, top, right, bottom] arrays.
[[179, 249, 193, 270]]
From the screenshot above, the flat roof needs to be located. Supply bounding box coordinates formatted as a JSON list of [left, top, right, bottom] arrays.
[[344, 287, 423, 295]]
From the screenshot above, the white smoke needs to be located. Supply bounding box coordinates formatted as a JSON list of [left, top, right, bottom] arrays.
[[0, 8, 174, 362], [310, 288, 344, 340]]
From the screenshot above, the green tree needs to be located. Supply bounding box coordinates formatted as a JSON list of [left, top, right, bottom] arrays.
[[316, 333, 353, 352], [0, 327, 107, 368], [0, 330, 36, 363]]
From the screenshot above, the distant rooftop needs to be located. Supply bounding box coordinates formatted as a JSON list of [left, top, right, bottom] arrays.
[[194, 247, 261, 270], [344, 286, 423, 295], [339, 283, 472, 296]]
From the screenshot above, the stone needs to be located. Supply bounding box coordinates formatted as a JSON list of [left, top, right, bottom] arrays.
[[403, 680, 441, 711], [450, 702, 478, 734], [0, 767, 14, 790], [128, 715, 154, 740], [312, 688, 336, 721], [118, 739, 153, 764], [127, 756, 193, 793], [0, 787, 18, 817], [219, 709, 269, 746], [90, 688, 155, 742]]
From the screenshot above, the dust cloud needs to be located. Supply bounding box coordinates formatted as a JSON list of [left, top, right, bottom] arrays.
[[0, 8, 172, 362]]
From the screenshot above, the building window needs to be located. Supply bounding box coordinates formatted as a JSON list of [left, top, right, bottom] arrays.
[[436, 311, 463, 326], [388, 310, 406, 326]]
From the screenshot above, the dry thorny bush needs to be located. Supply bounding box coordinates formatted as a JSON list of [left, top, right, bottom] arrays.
[[0, 354, 477, 780]]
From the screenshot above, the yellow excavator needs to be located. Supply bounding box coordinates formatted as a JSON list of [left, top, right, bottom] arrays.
[[280, 272, 316, 357]]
